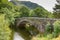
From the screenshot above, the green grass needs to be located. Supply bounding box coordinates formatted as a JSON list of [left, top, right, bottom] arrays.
[[31, 34, 60, 40]]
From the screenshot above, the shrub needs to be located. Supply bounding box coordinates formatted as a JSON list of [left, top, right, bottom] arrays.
[[45, 22, 53, 34], [0, 14, 13, 40], [52, 21, 60, 37]]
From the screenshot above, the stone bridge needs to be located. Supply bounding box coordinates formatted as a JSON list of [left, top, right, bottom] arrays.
[[15, 17, 60, 33]]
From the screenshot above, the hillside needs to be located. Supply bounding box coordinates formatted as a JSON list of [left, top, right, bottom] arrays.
[[10, 1, 46, 10]]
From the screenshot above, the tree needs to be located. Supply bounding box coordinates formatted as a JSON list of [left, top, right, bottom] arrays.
[[30, 7, 49, 17], [53, 0, 60, 18], [0, 0, 8, 3], [19, 6, 30, 17], [33, 7, 43, 17], [29, 10, 36, 17], [0, 0, 14, 9], [0, 1, 21, 40]]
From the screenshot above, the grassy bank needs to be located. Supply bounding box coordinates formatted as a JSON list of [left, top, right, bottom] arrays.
[[31, 35, 60, 40]]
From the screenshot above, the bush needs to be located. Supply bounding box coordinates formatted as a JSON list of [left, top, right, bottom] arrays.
[[52, 21, 60, 37], [0, 14, 13, 40], [45, 22, 53, 34]]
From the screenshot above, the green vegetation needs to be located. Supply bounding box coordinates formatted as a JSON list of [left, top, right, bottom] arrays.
[[0, 14, 13, 40], [53, 0, 60, 18], [19, 6, 30, 17], [0, 0, 60, 40], [52, 21, 60, 37], [0, 0, 20, 40], [45, 22, 52, 34]]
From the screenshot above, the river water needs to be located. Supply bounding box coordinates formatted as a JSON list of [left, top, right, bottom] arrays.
[[14, 32, 24, 40]]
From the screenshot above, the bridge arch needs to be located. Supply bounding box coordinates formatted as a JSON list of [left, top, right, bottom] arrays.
[[16, 19, 39, 36], [16, 19, 34, 27]]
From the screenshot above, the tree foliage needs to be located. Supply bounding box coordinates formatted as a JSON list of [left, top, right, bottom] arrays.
[[0, 0, 20, 40], [30, 7, 51, 18], [52, 21, 60, 37], [53, 0, 60, 18], [19, 6, 30, 17]]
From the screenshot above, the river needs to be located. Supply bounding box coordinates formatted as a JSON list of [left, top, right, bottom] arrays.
[[14, 32, 24, 40]]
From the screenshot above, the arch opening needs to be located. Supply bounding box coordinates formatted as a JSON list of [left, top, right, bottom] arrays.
[[17, 20, 39, 36]]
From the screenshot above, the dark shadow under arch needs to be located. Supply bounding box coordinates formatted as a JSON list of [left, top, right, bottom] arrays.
[[16, 20, 39, 40]]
